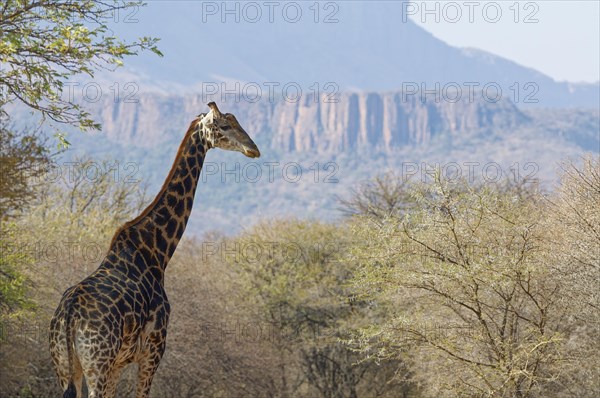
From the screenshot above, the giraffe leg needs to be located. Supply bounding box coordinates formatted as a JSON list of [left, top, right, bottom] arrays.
[[79, 348, 116, 398], [135, 333, 167, 398], [135, 359, 160, 398], [104, 365, 125, 398], [88, 368, 134, 398]]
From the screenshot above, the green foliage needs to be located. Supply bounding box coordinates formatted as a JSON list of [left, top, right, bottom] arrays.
[[550, 156, 600, 318], [0, 121, 51, 218], [1, 152, 597, 397], [0, 157, 149, 396], [231, 219, 352, 343], [0, 0, 161, 135], [345, 171, 571, 397], [22, 156, 148, 242], [338, 172, 416, 219], [0, 223, 35, 320], [540, 156, 600, 396], [228, 219, 409, 397]]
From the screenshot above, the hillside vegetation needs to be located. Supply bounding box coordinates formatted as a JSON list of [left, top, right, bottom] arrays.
[[1, 156, 598, 397]]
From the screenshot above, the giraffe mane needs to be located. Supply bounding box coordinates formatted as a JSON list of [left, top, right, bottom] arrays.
[[107, 117, 203, 249]]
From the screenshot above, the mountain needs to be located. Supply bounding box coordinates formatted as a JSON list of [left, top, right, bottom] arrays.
[[89, 92, 529, 152], [6, 1, 598, 236], [107, 1, 599, 108], [52, 92, 598, 237]]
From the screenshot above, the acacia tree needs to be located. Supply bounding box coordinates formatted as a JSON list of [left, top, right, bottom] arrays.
[[0, 122, 50, 327], [0, 158, 149, 396], [346, 172, 569, 397], [144, 235, 291, 398], [1, 0, 159, 331], [0, 121, 50, 218], [541, 156, 600, 397], [549, 156, 600, 320], [229, 220, 408, 398], [338, 172, 415, 219], [0, 224, 35, 319], [23, 156, 148, 246], [0, 0, 161, 136]]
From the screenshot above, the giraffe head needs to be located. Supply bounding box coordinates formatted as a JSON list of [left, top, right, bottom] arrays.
[[198, 102, 261, 158]]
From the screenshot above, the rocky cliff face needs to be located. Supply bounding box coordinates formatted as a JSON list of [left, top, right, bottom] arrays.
[[90, 91, 529, 152], [266, 93, 528, 152], [53, 91, 597, 237]]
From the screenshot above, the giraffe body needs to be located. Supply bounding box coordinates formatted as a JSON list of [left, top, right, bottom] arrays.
[[50, 256, 171, 397], [50, 103, 260, 397]]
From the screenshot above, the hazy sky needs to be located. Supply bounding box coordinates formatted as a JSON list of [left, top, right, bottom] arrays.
[[113, 1, 599, 85], [408, 0, 599, 83]]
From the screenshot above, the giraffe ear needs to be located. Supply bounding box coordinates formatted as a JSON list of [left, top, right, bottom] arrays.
[[200, 111, 214, 127], [207, 102, 222, 118]]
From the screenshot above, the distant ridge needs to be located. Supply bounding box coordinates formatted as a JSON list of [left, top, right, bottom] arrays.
[[87, 92, 531, 152], [107, 1, 599, 108]]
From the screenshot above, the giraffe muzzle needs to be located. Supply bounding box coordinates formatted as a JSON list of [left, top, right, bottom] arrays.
[[243, 146, 261, 158]]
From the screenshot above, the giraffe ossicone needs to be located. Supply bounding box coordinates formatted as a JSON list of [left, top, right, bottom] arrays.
[[49, 102, 260, 398]]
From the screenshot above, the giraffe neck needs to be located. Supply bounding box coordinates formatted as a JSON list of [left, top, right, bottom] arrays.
[[107, 119, 207, 277]]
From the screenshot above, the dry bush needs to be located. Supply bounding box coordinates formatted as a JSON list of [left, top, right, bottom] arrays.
[[344, 165, 599, 397], [0, 157, 147, 397], [539, 156, 600, 396]]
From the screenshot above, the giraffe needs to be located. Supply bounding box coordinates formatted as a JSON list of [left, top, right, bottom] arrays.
[[49, 102, 260, 398]]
